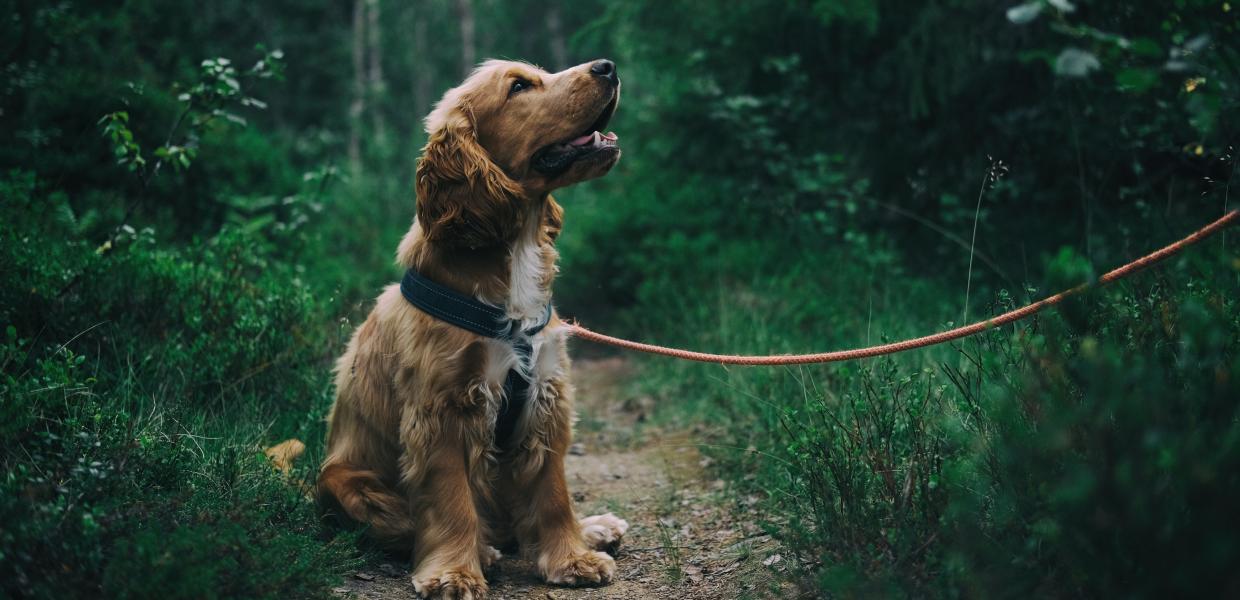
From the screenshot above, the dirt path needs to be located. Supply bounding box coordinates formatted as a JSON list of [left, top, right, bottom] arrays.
[[334, 357, 792, 599]]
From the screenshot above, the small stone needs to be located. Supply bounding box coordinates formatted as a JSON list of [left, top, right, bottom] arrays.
[[763, 553, 783, 567], [568, 443, 586, 456], [332, 587, 350, 595], [353, 571, 375, 581], [545, 592, 559, 599], [572, 490, 587, 502]]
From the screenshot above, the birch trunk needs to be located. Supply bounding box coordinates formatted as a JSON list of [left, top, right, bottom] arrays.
[[366, 0, 387, 144], [412, 7, 431, 120], [455, 0, 476, 77], [348, 0, 366, 175], [546, 5, 567, 71]]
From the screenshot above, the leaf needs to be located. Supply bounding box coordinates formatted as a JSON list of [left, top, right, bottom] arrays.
[[1116, 68, 1159, 93], [1183, 34, 1210, 53], [1006, 2, 1043, 25], [220, 111, 247, 127], [1046, 0, 1075, 12], [1129, 37, 1163, 58], [1053, 48, 1101, 78]]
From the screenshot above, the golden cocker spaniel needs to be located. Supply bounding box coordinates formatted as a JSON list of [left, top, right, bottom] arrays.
[[317, 59, 628, 599]]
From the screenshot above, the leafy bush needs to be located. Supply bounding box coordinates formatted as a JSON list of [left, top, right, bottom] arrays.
[[629, 224, 1239, 596], [0, 171, 360, 599], [940, 257, 1240, 597]]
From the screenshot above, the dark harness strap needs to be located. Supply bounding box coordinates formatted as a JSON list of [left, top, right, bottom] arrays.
[[399, 269, 552, 447]]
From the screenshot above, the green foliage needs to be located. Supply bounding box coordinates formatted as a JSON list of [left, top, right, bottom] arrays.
[[3, 0, 1239, 597], [1, 170, 360, 599], [940, 260, 1240, 596], [99, 112, 147, 173], [630, 230, 1239, 596]]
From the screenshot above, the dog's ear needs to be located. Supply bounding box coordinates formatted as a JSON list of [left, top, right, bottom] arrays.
[[415, 106, 524, 249], [542, 195, 564, 243]]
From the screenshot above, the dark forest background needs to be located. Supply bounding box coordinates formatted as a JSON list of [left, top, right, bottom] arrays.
[[2, 1, 1238, 597]]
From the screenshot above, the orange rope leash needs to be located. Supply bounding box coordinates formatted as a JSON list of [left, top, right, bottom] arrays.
[[565, 210, 1238, 365]]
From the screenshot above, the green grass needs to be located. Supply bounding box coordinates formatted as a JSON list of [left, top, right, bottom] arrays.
[[620, 227, 1240, 597], [0, 172, 368, 599]]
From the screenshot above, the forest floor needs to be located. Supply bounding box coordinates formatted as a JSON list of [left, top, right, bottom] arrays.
[[333, 356, 795, 600]]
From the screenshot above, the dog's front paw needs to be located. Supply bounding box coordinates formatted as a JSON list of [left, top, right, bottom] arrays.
[[579, 512, 629, 554], [411, 568, 488, 600], [541, 550, 616, 586], [479, 545, 502, 571]]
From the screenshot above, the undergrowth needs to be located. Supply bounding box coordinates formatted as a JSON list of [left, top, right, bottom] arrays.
[[624, 221, 1240, 597], [0, 171, 367, 598]]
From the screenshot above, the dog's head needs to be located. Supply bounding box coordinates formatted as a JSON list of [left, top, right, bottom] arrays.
[[415, 59, 620, 248]]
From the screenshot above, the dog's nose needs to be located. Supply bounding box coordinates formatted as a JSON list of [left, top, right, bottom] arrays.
[[590, 59, 617, 84]]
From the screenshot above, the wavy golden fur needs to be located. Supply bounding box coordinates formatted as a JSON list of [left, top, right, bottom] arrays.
[[315, 59, 626, 599]]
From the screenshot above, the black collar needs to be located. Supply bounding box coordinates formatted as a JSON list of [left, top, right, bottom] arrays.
[[399, 268, 552, 447], [400, 268, 551, 339]]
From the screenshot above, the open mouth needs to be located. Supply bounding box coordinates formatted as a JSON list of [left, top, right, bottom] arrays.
[[562, 95, 619, 149], [531, 93, 620, 176]]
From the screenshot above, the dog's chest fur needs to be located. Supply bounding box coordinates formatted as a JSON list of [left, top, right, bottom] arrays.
[[505, 206, 557, 329], [480, 210, 566, 444]]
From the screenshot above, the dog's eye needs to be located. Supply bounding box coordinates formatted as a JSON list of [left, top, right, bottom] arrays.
[[509, 78, 532, 97]]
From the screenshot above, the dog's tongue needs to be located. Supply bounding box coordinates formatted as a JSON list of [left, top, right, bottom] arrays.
[[568, 131, 619, 146]]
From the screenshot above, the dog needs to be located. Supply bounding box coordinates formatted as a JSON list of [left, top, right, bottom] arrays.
[[315, 59, 628, 599]]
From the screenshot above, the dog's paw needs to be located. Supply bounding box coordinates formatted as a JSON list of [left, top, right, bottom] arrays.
[[479, 545, 502, 571], [579, 512, 629, 554], [542, 550, 616, 587], [263, 438, 305, 474], [411, 568, 488, 600]]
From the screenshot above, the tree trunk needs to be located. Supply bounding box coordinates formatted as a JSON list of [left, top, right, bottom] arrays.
[[410, 3, 432, 181], [477, 0, 494, 62], [546, 5, 567, 71], [412, 7, 431, 121], [348, 0, 366, 175], [366, 0, 387, 144], [455, 0, 476, 77]]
